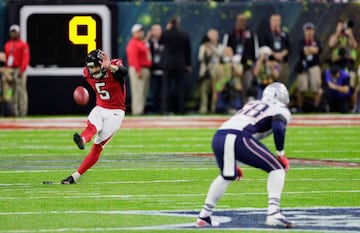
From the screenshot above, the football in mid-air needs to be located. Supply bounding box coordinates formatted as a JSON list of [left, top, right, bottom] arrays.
[[73, 86, 89, 106]]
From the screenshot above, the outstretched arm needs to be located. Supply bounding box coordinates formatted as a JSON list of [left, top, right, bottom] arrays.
[[99, 53, 128, 79]]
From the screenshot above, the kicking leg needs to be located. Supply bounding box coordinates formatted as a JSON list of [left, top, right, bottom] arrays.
[[74, 106, 103, 150], [62, 107, 103, 184], [73, 121, 97, 150], [61, 144, 103, 184]]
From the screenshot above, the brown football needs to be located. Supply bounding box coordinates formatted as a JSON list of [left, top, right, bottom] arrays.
[[73, 86, 89, 106]]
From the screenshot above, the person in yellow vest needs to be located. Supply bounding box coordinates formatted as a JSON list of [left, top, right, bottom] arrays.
[[213, 46, 243, 113], [198, 29, 225, 114], [0, 52, 15, 116], [253, 46, 281, 99], [328, 20, 358, 112]]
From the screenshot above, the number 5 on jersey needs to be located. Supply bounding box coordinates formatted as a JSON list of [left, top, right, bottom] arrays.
[[95, 82, 110, 100]]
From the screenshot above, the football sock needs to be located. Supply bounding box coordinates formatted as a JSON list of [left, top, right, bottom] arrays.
[[77, 144, 103, 175], [71, 171, 81, 182], [81, 121, 97, 143], [199, 175, 232, 218], [267, 169, 285, 215]]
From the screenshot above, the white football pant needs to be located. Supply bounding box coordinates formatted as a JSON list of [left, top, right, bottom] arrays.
[[88, 106, 125, 146]]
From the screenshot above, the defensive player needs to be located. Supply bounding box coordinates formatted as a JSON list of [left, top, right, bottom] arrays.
[[61, 49, 128, 184], [196, 82, 295, 228]]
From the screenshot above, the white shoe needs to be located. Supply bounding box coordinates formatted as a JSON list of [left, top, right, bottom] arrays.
[[195, 216, 220, 227], [265, 211, 296, 228]]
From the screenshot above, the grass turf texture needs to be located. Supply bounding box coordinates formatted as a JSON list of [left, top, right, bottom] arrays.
[[0, 126, 359, 232]]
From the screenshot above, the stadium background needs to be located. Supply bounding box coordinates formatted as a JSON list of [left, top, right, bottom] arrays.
[[1, 0, 360, 115]]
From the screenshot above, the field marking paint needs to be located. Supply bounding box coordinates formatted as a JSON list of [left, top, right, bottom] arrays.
[[1, 115, 360, 130], [1, 172, 360, 186], [0, 208, 359, 232], [1, 178, 360, 187], [1, 190, 359, 201], [191, 153, 360, 167], [0, 179, 193, 187], [0, 166, 357, 174]]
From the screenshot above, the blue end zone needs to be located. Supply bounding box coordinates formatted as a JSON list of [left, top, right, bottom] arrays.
[[168, 207, 360, 232]]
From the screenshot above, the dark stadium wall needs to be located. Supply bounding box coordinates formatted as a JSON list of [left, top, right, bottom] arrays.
[[0, 0, 6, 48], [3, 1, 360, 115], [5, 0, 116, 115]]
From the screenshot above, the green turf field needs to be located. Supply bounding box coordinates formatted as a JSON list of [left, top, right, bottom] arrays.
[[0, 124, 359, 232]]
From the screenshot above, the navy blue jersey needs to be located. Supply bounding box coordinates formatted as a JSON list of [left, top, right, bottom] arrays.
[[325, 69, 351, 98]]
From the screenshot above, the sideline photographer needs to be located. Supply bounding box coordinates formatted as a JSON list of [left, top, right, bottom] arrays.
[[324, 65, 352, 113], [328, 19, 358, 112], [214, 46, 243, 114], [253, 46, 281, 98], [328, 19, 357, 67], [0, 52, 15, 116]]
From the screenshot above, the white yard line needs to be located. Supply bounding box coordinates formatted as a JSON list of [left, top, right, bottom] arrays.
[[0, 166, 358, 174], [0, 206, 358, 216], [1, 115, 360, 129], [1, 178, 360, 187], [0, 190, 359, 201]]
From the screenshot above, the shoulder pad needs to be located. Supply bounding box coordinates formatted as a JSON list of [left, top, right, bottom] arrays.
[[277, 105, 291, 124], [82, 67, 89, 77]]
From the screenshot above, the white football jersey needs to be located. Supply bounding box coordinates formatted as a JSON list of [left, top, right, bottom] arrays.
[[219, 99, 291, 140]]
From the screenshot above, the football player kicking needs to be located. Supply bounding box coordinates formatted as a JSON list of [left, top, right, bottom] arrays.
[[61, 49, 128, 184], [196, 82, 295, 228]]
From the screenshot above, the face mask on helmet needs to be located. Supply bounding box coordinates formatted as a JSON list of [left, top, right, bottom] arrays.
[[86, 49, 107, 79], [87, 65, 107, 79]]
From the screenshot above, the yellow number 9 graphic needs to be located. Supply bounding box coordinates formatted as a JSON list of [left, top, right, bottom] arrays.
[[69, 16, 96, 53]]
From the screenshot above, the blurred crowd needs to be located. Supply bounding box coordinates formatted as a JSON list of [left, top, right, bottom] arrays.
[[1, 11, 359, 116], [0, 24, 30, 117], [126, 13, 360, 115]]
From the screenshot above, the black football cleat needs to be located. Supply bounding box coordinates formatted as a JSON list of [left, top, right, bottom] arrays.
[[195, 216, 219, 227], [73, 133, 85, 150], [61, 175, 75, 184]]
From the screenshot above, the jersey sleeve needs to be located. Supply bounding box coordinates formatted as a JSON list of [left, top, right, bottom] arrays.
[[272, 118, 286, 152], [111, 59, 128, 80], [272, 104, 291, 152], [111, 59, 123, 66]]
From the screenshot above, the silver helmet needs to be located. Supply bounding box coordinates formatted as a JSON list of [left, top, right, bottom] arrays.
[[261, 82, 290, 105]]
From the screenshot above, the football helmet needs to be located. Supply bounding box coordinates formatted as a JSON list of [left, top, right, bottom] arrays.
[[262, 82, 290, 105], [86, 49, 107, 79]]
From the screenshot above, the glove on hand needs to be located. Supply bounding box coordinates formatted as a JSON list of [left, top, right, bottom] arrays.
[[236, 166, 243, 181], [277, 155, 290, 172]]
